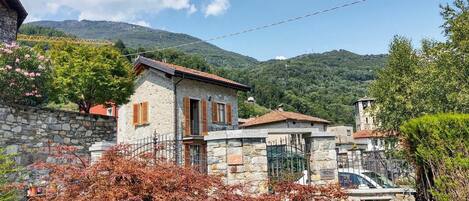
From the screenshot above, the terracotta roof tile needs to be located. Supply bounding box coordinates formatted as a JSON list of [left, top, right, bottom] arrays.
[[353, 130, 384, 139], [135, 56, 250, 91], [241, 111, 330, 128]]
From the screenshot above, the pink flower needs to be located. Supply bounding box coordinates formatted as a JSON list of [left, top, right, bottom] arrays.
[[35, 72, 41, 76], [29, 72, 36, 77], [24, 72, 29, 76], [38, 55, 45, 61], [6, 65, 12, 70], [15, 68, 21, 72], [15, 58, 20, 63]]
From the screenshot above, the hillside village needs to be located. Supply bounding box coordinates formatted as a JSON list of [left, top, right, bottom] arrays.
[[1, 0, 468, 201]]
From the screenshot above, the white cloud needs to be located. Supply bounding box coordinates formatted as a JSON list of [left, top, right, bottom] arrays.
[[275, 56, 287, 60], [21, 0, 198, 26], [187, 4, 197, 15], [134, 20, 151, 27], [204, 0, 230, 17]]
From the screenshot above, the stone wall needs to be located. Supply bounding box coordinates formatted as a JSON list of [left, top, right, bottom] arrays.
[[0, 3, 18, 43], [0, 103, 116, 166], [206, 130, 269, 195]]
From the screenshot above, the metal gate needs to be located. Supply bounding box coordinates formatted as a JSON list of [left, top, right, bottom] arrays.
[[266, 134, 311, 185]]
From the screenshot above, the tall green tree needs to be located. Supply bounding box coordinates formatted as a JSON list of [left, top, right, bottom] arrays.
[[49, 43, 135, 113], [370, 0, 469, 132]]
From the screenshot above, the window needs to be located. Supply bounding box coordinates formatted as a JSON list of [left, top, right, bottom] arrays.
[[217, 103, 226, 124], [106, 107, 113, 116], [133, 102, 149, 126], [347, 129, 352, 136], [190, 99, 200, 135]]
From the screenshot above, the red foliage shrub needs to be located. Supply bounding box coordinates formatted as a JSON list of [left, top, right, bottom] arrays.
[[29, 145, 347, 201]]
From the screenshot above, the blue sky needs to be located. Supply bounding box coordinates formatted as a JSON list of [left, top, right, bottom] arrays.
[[22, 0, 453, 61]]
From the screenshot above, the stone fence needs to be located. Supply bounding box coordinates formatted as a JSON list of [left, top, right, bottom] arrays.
[[0, 103, 116, 167]]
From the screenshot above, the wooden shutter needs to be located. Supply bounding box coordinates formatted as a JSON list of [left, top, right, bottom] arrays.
[[201, 99, 208, 135], [183, 97, 191, 137], [212, 102, 218, 123], [133, 103, 139, 126], [226, 103, 232, 125], [141, 102, 149, 124]]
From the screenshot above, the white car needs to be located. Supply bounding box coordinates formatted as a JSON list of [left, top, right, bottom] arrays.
[[338, 168, 395, 189]]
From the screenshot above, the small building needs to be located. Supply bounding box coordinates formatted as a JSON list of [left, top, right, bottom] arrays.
[[240, 110, 330, 143], [353, 129, 386, 151], [354, 97, 377, 131], [0, 0, 27, 43], [327, 125, 354, 144], [117, 56, 250, 163]]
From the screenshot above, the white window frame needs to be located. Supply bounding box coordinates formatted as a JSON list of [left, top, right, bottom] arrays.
[[217, 102, 226, 124]]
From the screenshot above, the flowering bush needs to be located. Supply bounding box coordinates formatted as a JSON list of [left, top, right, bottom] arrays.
[[28, 145, 347, 201], [0, 42, 51, 106]]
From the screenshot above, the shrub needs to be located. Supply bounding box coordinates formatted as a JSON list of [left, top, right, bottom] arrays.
[[29, 146, 346, 201], [0, 42, 52, 106], [0, 148, 20, 201], [400, 114, 469, 200]]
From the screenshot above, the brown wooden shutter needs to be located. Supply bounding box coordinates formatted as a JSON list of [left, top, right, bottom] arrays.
[[133, 103, 139, 126], [201, 99, 208, 135], [226, 103, 232, 125], [212, 102, 218, 123], [141, 102, 149, 124], [183, 97, 191, 137]]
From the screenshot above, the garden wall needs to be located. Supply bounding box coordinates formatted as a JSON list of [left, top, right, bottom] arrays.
[[0, 103, 116, 166]]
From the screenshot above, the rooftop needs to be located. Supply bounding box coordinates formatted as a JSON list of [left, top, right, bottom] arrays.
[[134, 56, 250, 91], [240, 111, 330, 128], [353, 129, 385, 139]]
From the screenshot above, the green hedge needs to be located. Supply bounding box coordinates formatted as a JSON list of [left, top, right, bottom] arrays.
[[401, 114, 469, 201]]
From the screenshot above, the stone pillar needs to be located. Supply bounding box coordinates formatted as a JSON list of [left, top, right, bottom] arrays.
[[205, 130, 269, 195], [89, 141, 115, 163], [308, 135, 338, 185]]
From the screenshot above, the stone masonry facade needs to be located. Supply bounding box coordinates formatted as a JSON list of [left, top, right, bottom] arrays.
[[118, 69, 239, 143], [0, 103, 116, 167], [206, 130, 269, 195], [0, 3, 18, 43]]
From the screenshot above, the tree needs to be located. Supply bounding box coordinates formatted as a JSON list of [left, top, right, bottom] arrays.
[[0, 42, 52, 106], [369, 0, 469, 132], [0, 148, 19, 201], [400, 114, 469, 200], [49, 43, 134, 113]]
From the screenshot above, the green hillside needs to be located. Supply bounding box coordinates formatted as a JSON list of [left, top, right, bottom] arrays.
[[19, 22, 387, 125], [25, 20, 258, 68], [226, 50, 387, 125]]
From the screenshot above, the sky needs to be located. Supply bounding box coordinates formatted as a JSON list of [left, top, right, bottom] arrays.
[[21, 0, 454, 61]]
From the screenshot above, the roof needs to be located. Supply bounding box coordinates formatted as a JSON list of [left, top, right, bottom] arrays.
[[354, 97, 376, 104], [240, 111, 330, 128], [134, 56, 250, 91], [353, 130, 385, 139], [3, 0, 28, 28]]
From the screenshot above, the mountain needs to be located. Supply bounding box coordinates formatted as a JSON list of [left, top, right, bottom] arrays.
[[20, 21, 387, 125], [228, 50, 387, 125], [25, 20, 258, 68]]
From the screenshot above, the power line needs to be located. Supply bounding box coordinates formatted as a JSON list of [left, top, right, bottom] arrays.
[[123, 0, 368, 57]]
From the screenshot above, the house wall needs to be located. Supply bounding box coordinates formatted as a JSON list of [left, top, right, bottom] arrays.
[[118, 69, 175, 143], [118, 69, 240, 143], [327, 126, 354, 144], [176, 78, 239, 138], [0, 3, 18, 43]]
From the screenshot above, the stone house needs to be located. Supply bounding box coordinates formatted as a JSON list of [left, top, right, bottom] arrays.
[[117, 56, 250, 164], [240, 110, 330, 143], [0, 0, 27, 43], [353, 129, 386, 151]]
